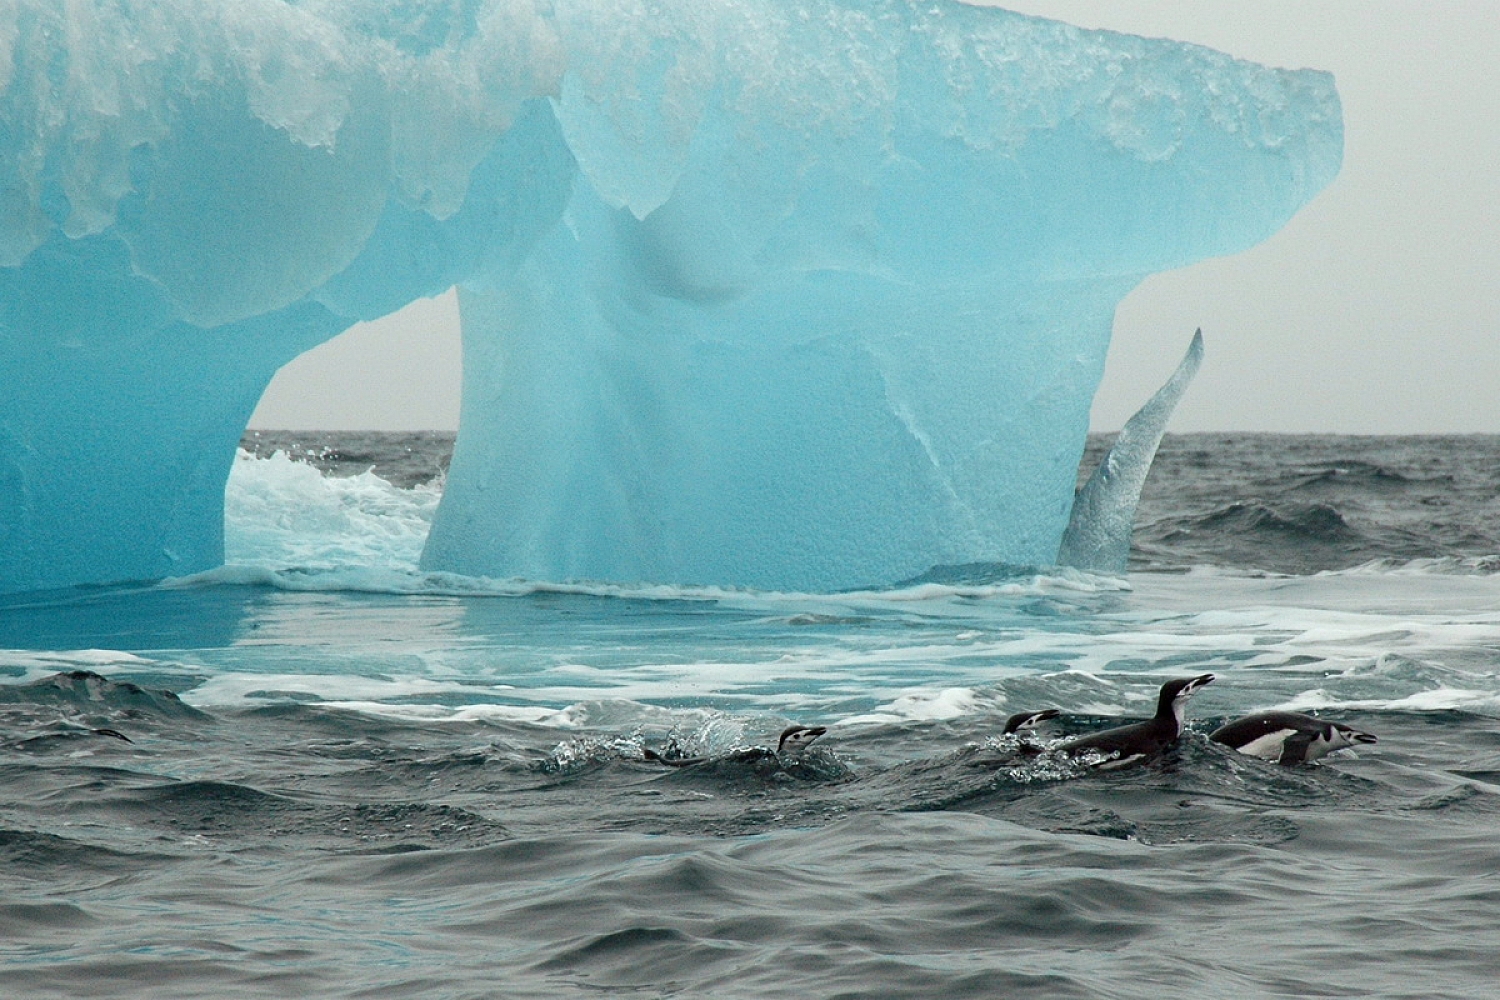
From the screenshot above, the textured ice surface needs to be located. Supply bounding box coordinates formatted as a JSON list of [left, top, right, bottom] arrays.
[[0, 1, 1342, 594]]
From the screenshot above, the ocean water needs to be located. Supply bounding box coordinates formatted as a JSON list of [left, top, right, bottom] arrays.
[[4, 432, 1500, 999]]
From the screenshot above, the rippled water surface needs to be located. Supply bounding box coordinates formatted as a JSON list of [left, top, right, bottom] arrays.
[[4, 434, 1499, 999]]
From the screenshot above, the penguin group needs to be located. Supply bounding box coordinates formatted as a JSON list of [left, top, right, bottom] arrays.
[[642, 674, 1377, 772], [990, 672, 1377, 769]]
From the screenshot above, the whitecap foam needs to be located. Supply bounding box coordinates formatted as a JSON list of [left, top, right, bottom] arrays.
[[0, 649, 159, 685], [840, 686, 988, 726], [1271, 688, 1500, 715], [183, 671, 513, 708], [224, 449, 438, 572], [1322, 557, 1500, 578], [319, 700, 577, 726]]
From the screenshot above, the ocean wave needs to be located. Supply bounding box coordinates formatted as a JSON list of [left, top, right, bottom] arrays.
[[1189, 500, 1357, 540], [0, 668, 207, 720], [1281, 460, 1450, 494]]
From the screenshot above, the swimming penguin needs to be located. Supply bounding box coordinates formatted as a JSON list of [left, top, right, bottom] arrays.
[[1003, 708, 1060, 735], [1210, 711, 1376, 765], [642, 724, 827, 768], [967, 708, 1062, 768], [1057, 673, 1215, 769]]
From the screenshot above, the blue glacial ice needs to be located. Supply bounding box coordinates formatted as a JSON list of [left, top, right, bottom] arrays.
[[0, 0, 1342, 595]]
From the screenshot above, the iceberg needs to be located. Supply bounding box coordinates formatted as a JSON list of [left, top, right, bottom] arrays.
[[0, 1, 1342, 595]]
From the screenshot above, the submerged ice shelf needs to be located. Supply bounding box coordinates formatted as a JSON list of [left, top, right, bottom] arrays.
[[0, 0, 1342, 594]]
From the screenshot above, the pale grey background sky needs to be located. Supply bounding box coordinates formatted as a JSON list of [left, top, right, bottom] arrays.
[[250, 1, 1500, 434]]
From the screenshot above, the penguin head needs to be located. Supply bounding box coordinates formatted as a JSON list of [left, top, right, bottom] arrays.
[[1003, 708, 1060, 735], [1321, 721, 1377, 755], [1161, 673, 1214, 725], [777, 725, 827, 753], [1162, 673, 1214, 704]]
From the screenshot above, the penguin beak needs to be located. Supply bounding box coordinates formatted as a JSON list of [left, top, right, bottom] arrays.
[[1353, 732, 1377, 744]]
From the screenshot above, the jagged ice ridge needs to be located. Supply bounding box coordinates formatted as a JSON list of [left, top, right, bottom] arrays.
[[0, 0, 1342, 594]]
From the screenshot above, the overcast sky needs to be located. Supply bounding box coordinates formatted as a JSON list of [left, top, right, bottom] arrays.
[[250, 1, 1500, 434]]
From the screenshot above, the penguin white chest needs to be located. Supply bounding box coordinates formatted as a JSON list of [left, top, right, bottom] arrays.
[[1235, 729, 1300, 760]]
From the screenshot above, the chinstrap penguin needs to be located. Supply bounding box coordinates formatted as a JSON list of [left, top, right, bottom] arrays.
[[1210, 711, 1376, 765], [642, 724, 827, 767], [1057, 673, 1214, 769]]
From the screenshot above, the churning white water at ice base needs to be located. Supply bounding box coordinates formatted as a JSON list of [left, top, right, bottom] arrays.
[[182, 447, 1500, 731]]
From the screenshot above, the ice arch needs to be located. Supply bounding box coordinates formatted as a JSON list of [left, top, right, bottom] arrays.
[[0, 1, 1341, 594]]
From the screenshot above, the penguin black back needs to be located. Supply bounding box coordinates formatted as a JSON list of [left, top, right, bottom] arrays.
[[1057, 673, 1214, 768]]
